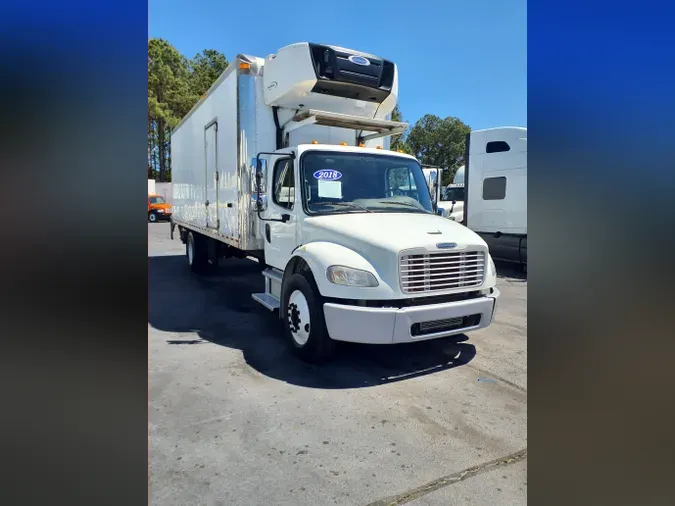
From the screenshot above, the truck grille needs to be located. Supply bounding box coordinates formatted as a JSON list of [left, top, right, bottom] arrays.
[[400, 250, 486, 293], [411, 314, 482, 337]]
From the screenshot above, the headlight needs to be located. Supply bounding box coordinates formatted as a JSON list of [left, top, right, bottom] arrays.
[[326, 265, 379, 287], [156, 209, 165, 213]]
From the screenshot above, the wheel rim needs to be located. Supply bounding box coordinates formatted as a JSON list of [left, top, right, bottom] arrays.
[[149, 213, 156, 222], [287, 290, 311, 346], [187, 236, 194, 265]]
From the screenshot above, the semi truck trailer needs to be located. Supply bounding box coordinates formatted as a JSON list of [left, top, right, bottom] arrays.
[[169, 42, 500, 362]]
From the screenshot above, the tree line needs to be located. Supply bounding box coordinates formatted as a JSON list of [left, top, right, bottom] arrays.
[[149, 39, 469, 184]]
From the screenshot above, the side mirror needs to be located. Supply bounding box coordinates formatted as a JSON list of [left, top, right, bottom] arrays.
[[251, 157, 268, 212], [251, 157, 267, 192], [252, 194, 267, 212]]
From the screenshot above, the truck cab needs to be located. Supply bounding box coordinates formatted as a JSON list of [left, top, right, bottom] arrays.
[[437, 183, 465, 222], [253, 143, 498, 361], [463, 127, 527, 267], [148, 193, 172, 222]]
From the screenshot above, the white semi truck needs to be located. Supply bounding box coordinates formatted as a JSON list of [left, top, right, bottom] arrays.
[[169, 42, 500, 362], [462, 127, 527, 269], [423, 165, 465, 222]]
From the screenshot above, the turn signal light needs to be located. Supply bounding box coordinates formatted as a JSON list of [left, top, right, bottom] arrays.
[[239, 62, 251, 69], [340, 142, 348, 146], [376, 146, 383, 149], [358, 143, 366, 147], [311, 140, 318, 144]]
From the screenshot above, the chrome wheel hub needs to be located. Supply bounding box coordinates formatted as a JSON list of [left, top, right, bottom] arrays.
[[287, 290, 310, 346]]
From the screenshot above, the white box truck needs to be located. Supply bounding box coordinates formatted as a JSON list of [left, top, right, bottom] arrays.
[[169, 42, 500, 362]]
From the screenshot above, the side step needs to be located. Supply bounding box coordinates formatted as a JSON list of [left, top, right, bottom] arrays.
[[252, 293, 280, 311], [251, 268, 283, 311]]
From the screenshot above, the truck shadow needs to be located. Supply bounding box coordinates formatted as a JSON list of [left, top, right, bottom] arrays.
[[149, 254, 477, 390], [495, 260, 527, 281]]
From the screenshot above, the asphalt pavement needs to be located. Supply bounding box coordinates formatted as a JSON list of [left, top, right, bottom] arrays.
[[149, 222, 527, 505]]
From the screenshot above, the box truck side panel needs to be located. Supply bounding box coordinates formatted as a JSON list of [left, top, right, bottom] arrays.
[[242, 73, 276, 250], [172, 122, 207, 229], [213, 72, 239, 240], [172, 66, 239, 244]]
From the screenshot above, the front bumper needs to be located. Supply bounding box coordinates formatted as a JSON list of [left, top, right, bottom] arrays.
[[151, 211, 172, 220], [323, 289, 499, 344]]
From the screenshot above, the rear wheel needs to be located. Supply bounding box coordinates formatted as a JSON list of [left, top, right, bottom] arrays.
[[282, 273, 336, 363], [186, 232, 210, 273]]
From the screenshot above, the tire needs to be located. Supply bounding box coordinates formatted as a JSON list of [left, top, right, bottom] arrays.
[[282, 273, 336, 363], [186, 232, 210, 273], [148, 211, 158, 223]]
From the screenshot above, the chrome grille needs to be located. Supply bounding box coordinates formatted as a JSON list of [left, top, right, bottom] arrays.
[[400, 250, 486, 293]]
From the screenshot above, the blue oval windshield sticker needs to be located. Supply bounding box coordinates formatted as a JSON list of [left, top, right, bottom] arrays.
[[313, 170, 342, 181]]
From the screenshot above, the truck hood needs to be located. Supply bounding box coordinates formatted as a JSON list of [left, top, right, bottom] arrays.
[[303, 212, 486, 253]]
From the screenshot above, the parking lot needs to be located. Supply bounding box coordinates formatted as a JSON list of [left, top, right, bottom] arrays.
[[149, 222, 527, 505]]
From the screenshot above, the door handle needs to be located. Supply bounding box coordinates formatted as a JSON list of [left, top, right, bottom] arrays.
[[205, 200, 210, 206], [281, 213, 291, 223]]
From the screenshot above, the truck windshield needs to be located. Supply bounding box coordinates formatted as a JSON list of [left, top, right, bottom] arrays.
[[149, 196, 165, 204], [442, 187, 465, 202], [301, 151, 433, 215]]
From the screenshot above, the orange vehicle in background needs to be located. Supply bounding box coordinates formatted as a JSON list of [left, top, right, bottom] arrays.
[[148, 194, 172, 222]]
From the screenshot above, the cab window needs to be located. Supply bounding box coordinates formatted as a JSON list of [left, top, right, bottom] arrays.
[[273, 158, 294, 209], [386, 167, 419, 199]]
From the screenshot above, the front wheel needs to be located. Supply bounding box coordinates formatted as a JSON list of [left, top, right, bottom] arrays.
[[148, 211, 158, 223], [282, 273, 336, 363]]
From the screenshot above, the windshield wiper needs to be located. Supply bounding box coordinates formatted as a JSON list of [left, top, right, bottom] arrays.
[[325, 202, 373, 213], [377, 201, 429, 213]]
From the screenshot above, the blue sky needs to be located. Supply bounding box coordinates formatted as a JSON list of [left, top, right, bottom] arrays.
[[149, 0, 526, 130]]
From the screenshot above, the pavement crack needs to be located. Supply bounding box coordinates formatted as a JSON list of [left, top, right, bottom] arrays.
[[364, 448, 527, 506], [466, 364, 527, 393]]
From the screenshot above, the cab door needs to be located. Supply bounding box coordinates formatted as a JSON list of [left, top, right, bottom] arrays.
[[261, 154, 298, 270]]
